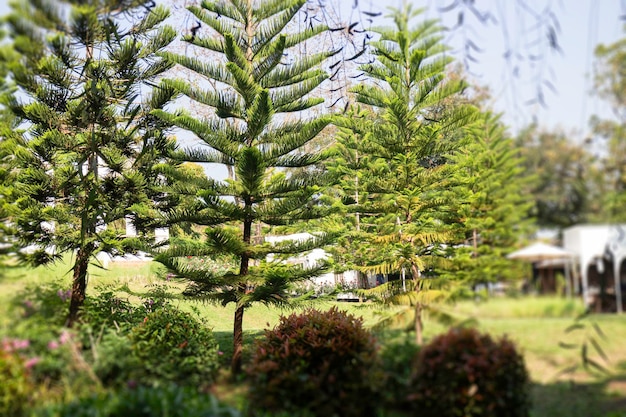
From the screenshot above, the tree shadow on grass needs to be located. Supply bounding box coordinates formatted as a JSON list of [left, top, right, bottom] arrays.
[[212, 330, 265, 370], [532, 361, 626, 417]]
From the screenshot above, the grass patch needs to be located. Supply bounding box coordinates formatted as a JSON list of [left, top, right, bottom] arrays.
[[2, 258, 626, 417]]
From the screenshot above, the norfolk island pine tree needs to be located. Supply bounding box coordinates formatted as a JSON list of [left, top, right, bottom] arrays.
[[151, 0, 339, 374], [342, 3, 477, 344], [3, 0, 176, 326]]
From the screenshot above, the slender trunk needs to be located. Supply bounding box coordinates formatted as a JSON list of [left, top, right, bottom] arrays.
[[232, 215, 252, 374], [410, 263, 423, 345], [414, 300, 423, 345], [232, 0, 255, 375], [67, 245, 92, 327], [232, 304, 245, 375]]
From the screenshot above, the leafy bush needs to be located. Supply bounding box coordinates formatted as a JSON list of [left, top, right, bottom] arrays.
[[378, 335, 421, 411], [4, 283, 95, 388], [127, 307, 220, 388], [34, 384, 240, 417], [247, 307, 383, 417], [410, 327, 531, 417], [81, 288, 147, 331], [10, 280, 70, 326], [0, 340, 33, 417], [90, 329, 136, 387]]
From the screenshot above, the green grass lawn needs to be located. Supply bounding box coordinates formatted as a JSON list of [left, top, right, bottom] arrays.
[[2, 258, 626, 417]]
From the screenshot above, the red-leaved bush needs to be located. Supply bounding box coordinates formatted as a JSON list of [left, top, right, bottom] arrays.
[[246, 307, 382, 417], [410, 327, 531, 417]]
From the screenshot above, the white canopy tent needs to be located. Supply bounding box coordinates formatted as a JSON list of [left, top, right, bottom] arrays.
[[507, 242, 575, 296], [507, 242, 574, 262]]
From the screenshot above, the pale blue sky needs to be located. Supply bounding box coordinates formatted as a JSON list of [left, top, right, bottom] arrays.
[[1, 0, 622, 139], [347, 0, 624, 138]]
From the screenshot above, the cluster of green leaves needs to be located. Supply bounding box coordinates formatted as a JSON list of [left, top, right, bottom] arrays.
[[34, 384, 240, 417], [247, 307, 383, 417], [590, 34, 626, 223], [447, 113, 535, 286], [0, 341, 33, 417], [150, 0, 339, 373], [2, 280, 221, 405], [410, 327, 531, 417], [1, 0, 178, 325], [127, 308, 220, 387]]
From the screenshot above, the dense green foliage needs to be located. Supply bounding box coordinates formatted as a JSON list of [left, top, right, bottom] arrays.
[[128, 307, 220, 387], [410, 327, 531, 417], [152, 0, 336, 373], [0, 341, 32, 417], [335, 4, 477, 344], [590, 32, 626, 223], [2, 0, 176, 324], [34, 384, 240, 417], [3, 280, 221, 397], [515, 126, 594, 228], [247, 307, 382, 417], [449, 113, 534, 285]]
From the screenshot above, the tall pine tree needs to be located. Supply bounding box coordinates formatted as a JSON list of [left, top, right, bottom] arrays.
[[152, 0, 335, 374], [346, 4, 476, 344], [448, 113, 534, 288], [4, 0, 176, 325]]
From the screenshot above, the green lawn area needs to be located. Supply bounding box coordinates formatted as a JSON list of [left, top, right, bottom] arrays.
[[2, 258, 626, 417]]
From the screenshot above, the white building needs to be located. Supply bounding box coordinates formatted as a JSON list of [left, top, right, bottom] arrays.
[[563, 224, 626, 313], [265, 233, 363, 290]]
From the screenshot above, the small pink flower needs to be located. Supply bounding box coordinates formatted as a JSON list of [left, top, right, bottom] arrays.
[[48, 340, 59, 350], [59, 331, 71, 345], [24, 357, 40, 369], [218, 351, 224, 355], [13, 339, 30, 350]]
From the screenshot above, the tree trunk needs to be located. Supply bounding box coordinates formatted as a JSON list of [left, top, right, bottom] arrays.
[[232, 304, 245, 375], [67, 245, 92, 327], [232, 215, 252, 374], [414, 300, 423, 345], [411, 263, 423, 345]]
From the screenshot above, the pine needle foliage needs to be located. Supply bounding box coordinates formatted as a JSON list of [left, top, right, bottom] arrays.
[[446, 113, 535, 287], [3, 0, 176, 325], [152, 0, 335, 373], [340, 4, 477, 344]]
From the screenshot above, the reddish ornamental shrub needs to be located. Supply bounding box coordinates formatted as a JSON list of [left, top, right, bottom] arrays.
[[410, 327, 531, 417], [247, 307, 383, 417]]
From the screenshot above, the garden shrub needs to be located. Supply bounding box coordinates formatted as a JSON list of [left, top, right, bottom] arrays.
[[127, 307, 220, 388], [90, 329, 136, 387], [378, 335, 421, 411], [34, 384, 241, 417], [81, 288, 147, 331], [4, 283, 95, 388], [0, 341, 33, 417], [247, 307, 383, 417], [410, 327, 531, 417]]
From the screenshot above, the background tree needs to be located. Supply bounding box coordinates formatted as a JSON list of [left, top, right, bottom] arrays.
[[589, 32, 626, 222], [515, 126, 594, 229], [0, 31, 19, 271], [447, 113, 534, 288], [152, 0, 335, 374], [322, 106, 382, 289], [341, 4, 476, 344], [3, 0, 175, 325]]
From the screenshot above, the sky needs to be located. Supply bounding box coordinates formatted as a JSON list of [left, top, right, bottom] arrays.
[[0, 0, 623, 140], [345, 0, 624, 138]]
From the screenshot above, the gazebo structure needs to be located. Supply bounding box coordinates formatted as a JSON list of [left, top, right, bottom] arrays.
[[507, 242, 575, 295]]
